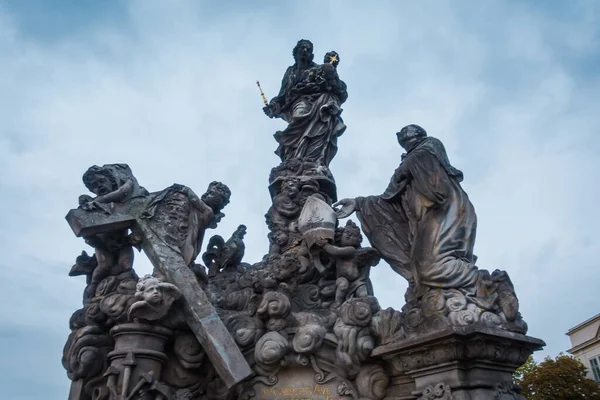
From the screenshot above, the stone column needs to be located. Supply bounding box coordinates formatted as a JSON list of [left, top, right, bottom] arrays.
[[100, 323, 172, 400]]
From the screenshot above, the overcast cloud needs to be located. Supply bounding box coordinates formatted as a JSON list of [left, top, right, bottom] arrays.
[[1, 1, 599, 398]]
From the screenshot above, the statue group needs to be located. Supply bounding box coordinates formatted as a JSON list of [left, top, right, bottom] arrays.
[[62, 40, 543, 400]]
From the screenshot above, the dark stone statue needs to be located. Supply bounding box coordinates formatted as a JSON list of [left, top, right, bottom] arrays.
[[80, 164, 148, 212], [264, 39, 347, 167], [336, 125, 527, 336], [203, 224, 247, 277], [315, 220, 380, 308], [61, 40, 544, 400], [336, 125, 478, 296], [64, 164, 252, 398], [128, 274, 182, 322]]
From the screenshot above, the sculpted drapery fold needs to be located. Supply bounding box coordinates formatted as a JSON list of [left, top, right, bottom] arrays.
[[354, 136, 479, 294], [265, 40, 347, 168]]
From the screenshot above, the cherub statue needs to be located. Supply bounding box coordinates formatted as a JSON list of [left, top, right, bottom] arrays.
[[292, 51, 347, 103], [267, 229, 290, 259], [79, 164, 148, 211], [74, 164, 146, 319], [128, 275, 182, 322], [272, 178, 303, 221], [315, 220, 380, 308]]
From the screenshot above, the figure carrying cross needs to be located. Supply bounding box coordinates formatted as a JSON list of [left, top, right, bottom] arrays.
[[65, 164, 252, 395]]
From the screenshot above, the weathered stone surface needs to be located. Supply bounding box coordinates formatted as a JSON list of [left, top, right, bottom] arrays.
[[372, 326, 545, 400], [263, 40, 347, 169], [128, 275, 182, 322], [64, 165, 251, 395], [61, 41, 545, 400], [135, 220, 252, 388], [336, 125, 528, 338]]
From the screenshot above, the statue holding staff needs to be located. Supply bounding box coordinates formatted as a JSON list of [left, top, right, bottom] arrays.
[[263, 40, 347, 167]]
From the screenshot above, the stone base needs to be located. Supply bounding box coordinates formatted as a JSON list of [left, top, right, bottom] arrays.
[[371, 326, 545, 400]]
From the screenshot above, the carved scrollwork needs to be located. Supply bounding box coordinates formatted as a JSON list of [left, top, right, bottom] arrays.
[[293, 324, 326, 354], [355, 364, 389, 400], [418, 383, 454, 400], [62, 326, 113, 381], [224, 314, 265, 348], [255, 331, 290, 367], [337, 380, 358, 399], [339, 298, 375, 327], [294, 284, 322, 310], [257, 292, 291, 320], [172, 333, 205, 369]]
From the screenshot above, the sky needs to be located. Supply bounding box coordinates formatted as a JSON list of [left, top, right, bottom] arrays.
[[0, 0, 599, 398]]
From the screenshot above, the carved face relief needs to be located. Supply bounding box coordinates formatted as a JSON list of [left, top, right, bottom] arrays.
[[341, 229, 360, 247], [89, 174, 114, 196], [203, 187, 228, 211], [281, 181, 299, 198], [273, 231, 289, 246], [295, 41, 313, 62], [143, 281, 163, 305], [130, 275, 182, 322]]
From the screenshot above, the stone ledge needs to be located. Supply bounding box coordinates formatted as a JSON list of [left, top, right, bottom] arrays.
[[372, 325, 545, 358], [371, 326, 545, 400]]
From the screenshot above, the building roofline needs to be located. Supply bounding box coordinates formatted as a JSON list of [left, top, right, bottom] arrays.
[[566, 313, 600, 335], [568, 336, 600, 354]]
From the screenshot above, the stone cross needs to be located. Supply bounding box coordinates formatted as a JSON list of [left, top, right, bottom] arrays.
[[66, 196, 253, 389]]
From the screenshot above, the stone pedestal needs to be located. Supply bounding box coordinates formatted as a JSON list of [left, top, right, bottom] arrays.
[[371, 326, 545, 400], [103, 323, 172, 400]]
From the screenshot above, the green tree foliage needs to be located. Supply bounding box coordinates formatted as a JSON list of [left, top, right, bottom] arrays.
[[514, 354, 600, 400]]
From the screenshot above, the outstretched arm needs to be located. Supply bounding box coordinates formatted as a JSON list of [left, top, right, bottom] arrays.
[[95, 179, 134, 203], [264, 66, 294, 118], [321, 243, 356, 258], [333, 198, 357, 219]]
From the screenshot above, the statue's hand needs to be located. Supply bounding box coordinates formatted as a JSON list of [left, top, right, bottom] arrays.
[[333, 198, 357, 219], [81, 201, 98, 211], [80, 200, 110, 214], [264, 103, 280, 119], [78, 194, 93, 206], [263, 105, 273, 118]]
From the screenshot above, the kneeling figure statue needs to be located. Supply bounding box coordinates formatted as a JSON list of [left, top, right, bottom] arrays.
[[335, 124, 526, 337]]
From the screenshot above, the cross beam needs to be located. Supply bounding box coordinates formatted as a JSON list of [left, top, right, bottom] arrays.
[[66, 196, 252, 389]]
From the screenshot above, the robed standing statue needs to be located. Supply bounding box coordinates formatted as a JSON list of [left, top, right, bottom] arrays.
[[263, 39, 347, 167]]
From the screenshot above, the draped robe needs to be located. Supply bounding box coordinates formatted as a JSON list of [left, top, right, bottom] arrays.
[[142, 185, 215, 266], [271, 64, 347, 167], [355, 137, 479, 294]]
